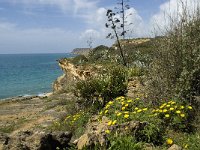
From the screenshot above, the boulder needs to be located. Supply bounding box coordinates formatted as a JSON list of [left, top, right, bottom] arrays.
[[1, 130, 72, 150]]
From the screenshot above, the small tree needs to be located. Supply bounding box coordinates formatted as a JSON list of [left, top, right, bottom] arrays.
[[105, 0, 132, 67]]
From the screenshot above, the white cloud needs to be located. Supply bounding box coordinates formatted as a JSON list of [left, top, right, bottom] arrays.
[[0, 20, 84, 54], [150, 0, 200, 35]]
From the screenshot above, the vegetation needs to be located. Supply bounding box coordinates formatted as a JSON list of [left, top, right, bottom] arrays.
[[50, 2, 200, 150]]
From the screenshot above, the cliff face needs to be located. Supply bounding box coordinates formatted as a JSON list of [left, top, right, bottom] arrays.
[[53, 59, 93, 93]]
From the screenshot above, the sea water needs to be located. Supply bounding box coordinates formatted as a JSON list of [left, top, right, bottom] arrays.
[[0, 53, 72, 99]]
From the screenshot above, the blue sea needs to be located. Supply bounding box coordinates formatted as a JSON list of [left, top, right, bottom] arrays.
[[0, 53, 73, 99]]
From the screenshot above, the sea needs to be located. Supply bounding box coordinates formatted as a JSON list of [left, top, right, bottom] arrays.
[[0, 53, 73, 99]]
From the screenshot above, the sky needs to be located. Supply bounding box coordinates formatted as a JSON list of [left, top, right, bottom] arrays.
[[0, 0, 199, 54]]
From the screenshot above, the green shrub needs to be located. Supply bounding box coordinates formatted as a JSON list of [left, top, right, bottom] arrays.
[[147, 7, 200, 103], [74, 65, 128, 108], [71, 55, 88, 65]]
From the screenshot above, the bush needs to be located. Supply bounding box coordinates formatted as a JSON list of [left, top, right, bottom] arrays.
[[71, 55, 88, 65], [74, 65, 128, 108], [147, 7, 200, 103]]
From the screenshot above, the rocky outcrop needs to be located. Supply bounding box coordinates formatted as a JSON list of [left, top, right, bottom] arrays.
[[74, 116, 147, 149], [0, 131, 72, 150], [53, 59, 99, 93]]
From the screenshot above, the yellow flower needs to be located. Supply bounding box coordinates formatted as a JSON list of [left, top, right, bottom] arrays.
[[163, 109, 168, 113], [180, 106, 185, 109], [188, 106, 193, 110], [108, 101, 113, 105], [117, 112, 122, 116], [124, 114, 129, 118], [121, 102, 125, 105], [135, 107, 139, 110], [176, 110, 181, 114], [143, 108, 148, 111], [124, 111, 129, 114], [125, 104, 129, 107], [154, 113, 158, 116], [122, 107, 126, 111], [105, 129, 110, 134], [159, 109, 163, 113], [166, 104, 170, 107], [137, 109, 142, 113], [132, 111, 137, 114], [99, 111, 103, 115], [180, 114, 185, 117], [107, 121, 112, 126], [169, 107, 174, 111], [135, 97, 140, 100], [171, 101, 176, 105], [127, 99, 133, 103], [105, 104, 110, 109], [160, 106, 164, 109], [165, 114, 170, 118], [112, 120, 117, 125], [184, 144, 188, 149], [166, 138, 173, 145], [152, 109, 156, 113], [105, 110, 108, 114]]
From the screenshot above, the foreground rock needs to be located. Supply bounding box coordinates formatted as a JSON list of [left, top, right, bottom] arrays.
[[0, 131, 72, 150], [74, 116, 147, 149]]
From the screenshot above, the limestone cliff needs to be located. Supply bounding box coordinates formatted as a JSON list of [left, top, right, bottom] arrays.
[[53, 59, 96, 93]]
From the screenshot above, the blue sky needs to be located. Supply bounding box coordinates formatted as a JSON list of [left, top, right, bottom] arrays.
[[0, 0, 197, 54]]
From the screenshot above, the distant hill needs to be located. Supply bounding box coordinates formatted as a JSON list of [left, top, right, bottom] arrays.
[[71, 48, 91, 56]]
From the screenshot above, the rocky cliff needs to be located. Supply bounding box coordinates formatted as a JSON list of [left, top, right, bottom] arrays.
[[53, 59, 97, 93]]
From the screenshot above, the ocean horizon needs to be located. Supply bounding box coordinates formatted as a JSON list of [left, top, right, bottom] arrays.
[[0, 53, 73, 99]]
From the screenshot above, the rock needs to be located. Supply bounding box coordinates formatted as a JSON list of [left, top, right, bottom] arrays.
[[1, 130, 72, 150], [168, 144, 182, 150], [74, 116, 147, 149]]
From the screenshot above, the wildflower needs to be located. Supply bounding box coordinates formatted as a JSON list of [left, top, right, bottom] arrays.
[[184, 144, 188, 149], [166, 138, 173, 145], [121, 102, 125, 105], [169, 107, 174, 111], [117, 112, 122, 116], [135, 97, 140, 100], [176, 110, 181, 114], [188, 106, 193, 110], [143, 108, 148, 111], [127, 99, 132, 103], [165, 114, 170, 118], [160, 106, 164, 109], [171, 102, 176, 105], [124, 114, 129, 118], [99, 111, 103, 115], [154, 113, 158, 116], [108, 101, 113, 105], [137, 109, 142, 113], [135, 107, 139, 110], [132, 111, 137, 114], [152, 109, 156, 113], [105, 129, 110, 134], [166, 105, 170, 107], [112, 120, 117, 125], [163, 109, 168, 113], [124, 111, 129, 114], [105, 105, 110, 109], [107, 121, 112, 126], [180, 106, 185, 109], [159, 109, 163, 113], [122, 107, 126, 111], [105, 110, 108, 114], [125, 104, 129, 107], [180, 114, 185, 117]]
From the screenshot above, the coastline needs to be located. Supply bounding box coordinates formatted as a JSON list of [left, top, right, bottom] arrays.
[[0, 92, 53, 103]]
